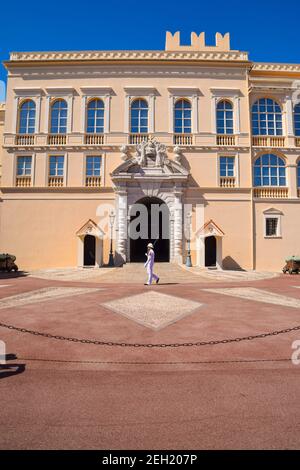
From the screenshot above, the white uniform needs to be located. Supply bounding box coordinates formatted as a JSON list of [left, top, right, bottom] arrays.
[[144, 248, 159, 285]]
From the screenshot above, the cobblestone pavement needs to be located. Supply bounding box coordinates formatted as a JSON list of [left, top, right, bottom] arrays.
[[29, 263, 278, 283], [0, 269, 299, 449]]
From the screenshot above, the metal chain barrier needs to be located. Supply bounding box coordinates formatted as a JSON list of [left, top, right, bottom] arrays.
[[1, 321, 300, 348]]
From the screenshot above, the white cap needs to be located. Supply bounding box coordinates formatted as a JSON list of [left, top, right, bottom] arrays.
[[147, 243, 154, 249]]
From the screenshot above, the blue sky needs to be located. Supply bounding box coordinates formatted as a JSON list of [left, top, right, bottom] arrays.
[[1, 0, 300, 101]]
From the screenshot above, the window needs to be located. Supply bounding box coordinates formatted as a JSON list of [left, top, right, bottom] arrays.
[[17, 156, 32, 176], [50, 99, 68, 134], [252, 98, 282, 136], [18, 100, 36, 134], [265, 217, 279, 237], [294, 104, 300, 136], [220, 156, 235, 177], [254, 154, 286, 187], [174, 99, 191, 134], [216, 100, 233, 135], [86, 156, 101, 177], [49, 156, 64, 177], [130, 99, 148, 133], [297, 161, 300, 187], [86, 99, 104, 134]]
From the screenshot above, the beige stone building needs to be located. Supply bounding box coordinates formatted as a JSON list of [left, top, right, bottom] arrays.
[[0, 31, 299, 271], [0, 102, 5, 185]]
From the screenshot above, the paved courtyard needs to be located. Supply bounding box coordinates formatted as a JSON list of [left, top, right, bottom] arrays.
[[1, 264, 300, 449]]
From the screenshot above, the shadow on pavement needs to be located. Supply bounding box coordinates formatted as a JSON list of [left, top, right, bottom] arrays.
[[0, 271, 29, 279], [0, 353, 26, 380]]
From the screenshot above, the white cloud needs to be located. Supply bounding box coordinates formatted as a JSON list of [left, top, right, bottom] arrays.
[[0, 81, 6, 102]]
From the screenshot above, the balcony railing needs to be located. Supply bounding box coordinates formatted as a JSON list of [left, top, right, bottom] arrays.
[[15, 134, 35, 146], [84, 134, 104, 145], [253, 187, 288, 198], [173, 134, 193, 146], [220, 176, 236, 188], [48, 176, 64, 187], [47, 134, 67, 146], [129, 133, 149, 145], [16, 176, 31, 187], [295, 138, 300, 147], [85, 176, 101, 187], [252, 136, 285, 147], [216, 134, 236, 146]]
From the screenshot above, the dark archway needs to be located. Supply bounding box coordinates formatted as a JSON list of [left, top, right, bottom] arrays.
[[205, 236, 216, 267], [129, 197, 170, 262], [84, 235, 96, 266]]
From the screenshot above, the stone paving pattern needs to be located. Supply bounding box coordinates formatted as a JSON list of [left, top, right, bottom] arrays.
[[0, 264, 300, 449]]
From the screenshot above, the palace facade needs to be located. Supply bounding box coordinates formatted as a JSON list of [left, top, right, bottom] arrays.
[[0, 31, 300, 271]]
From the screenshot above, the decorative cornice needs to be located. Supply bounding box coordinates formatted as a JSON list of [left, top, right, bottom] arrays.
[[8, 49, 249, 63], [252, 62, 300, 73], [45, 86, 76, 95], [123, 86, 159, 96], [13, 87, 44, 97], [167, 87, 202, 96], [80, 86, 115, 96], [210, 87, 243, 97]]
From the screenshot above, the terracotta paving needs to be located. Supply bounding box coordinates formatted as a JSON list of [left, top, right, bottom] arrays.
[[0, 266, 300, 449]]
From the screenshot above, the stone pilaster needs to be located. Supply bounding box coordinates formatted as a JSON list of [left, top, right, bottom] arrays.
[[287, 164, 298, 198], [173, 188, 183, 263], [116, 188, 128, 264]]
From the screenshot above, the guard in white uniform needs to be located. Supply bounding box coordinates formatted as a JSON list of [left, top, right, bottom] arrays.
[[144, 243, 160, 285]]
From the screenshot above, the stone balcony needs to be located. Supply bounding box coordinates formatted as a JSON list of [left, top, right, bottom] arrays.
[[219, 176, 236, 188], [16, 176, 31, 187], [15, 134, 35, 146], [85, 176, 101, 187], [84, 134, 105, 145], [47, 134, 67, 146], [48, 176, 64, 187], [253, 187, 288, 198], [216, 134, 236, 146], [173, 134, 193, 145], [128, 133, 149, 145], [3, 132, 251, 149], [252, 136, 285, 148]]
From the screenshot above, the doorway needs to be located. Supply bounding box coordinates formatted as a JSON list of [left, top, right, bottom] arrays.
[[129, 197, 170, 262], [205, 236, 216, 267], [84, 234, 96, 266]]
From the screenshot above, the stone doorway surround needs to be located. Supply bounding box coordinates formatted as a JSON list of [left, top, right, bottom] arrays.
[[111, 139, 189, 265], [195, 219, 224, 269], [76, 219, 105, 267]]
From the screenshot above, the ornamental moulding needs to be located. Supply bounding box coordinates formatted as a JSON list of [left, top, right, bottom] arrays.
[[252, 63, 300, 73], [8, 50, 249, 63]]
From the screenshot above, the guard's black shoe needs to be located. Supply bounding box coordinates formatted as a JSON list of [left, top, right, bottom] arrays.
[[156, 277, 160, 284]]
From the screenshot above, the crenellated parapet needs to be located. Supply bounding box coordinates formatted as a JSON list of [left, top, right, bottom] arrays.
[[165, 31, 231, 52]]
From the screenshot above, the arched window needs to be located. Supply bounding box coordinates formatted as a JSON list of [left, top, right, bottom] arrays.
[[18, 100, 36, 134], [254, 154, 286, 187], [86, 98, 104, 133], [297, 160, 300, 188], [174, 99, 191, 134], [216, 100, 233, 135], [130, 99, 148, 133], [294, 103, 300, 136], [50, 99, 68, 134], [252, 98, 282, 136]]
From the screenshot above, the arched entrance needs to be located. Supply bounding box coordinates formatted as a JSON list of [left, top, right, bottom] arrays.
[[84, 235, 96, 266], [205, 236, 216, 267], [129, 197, 170, 262]]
